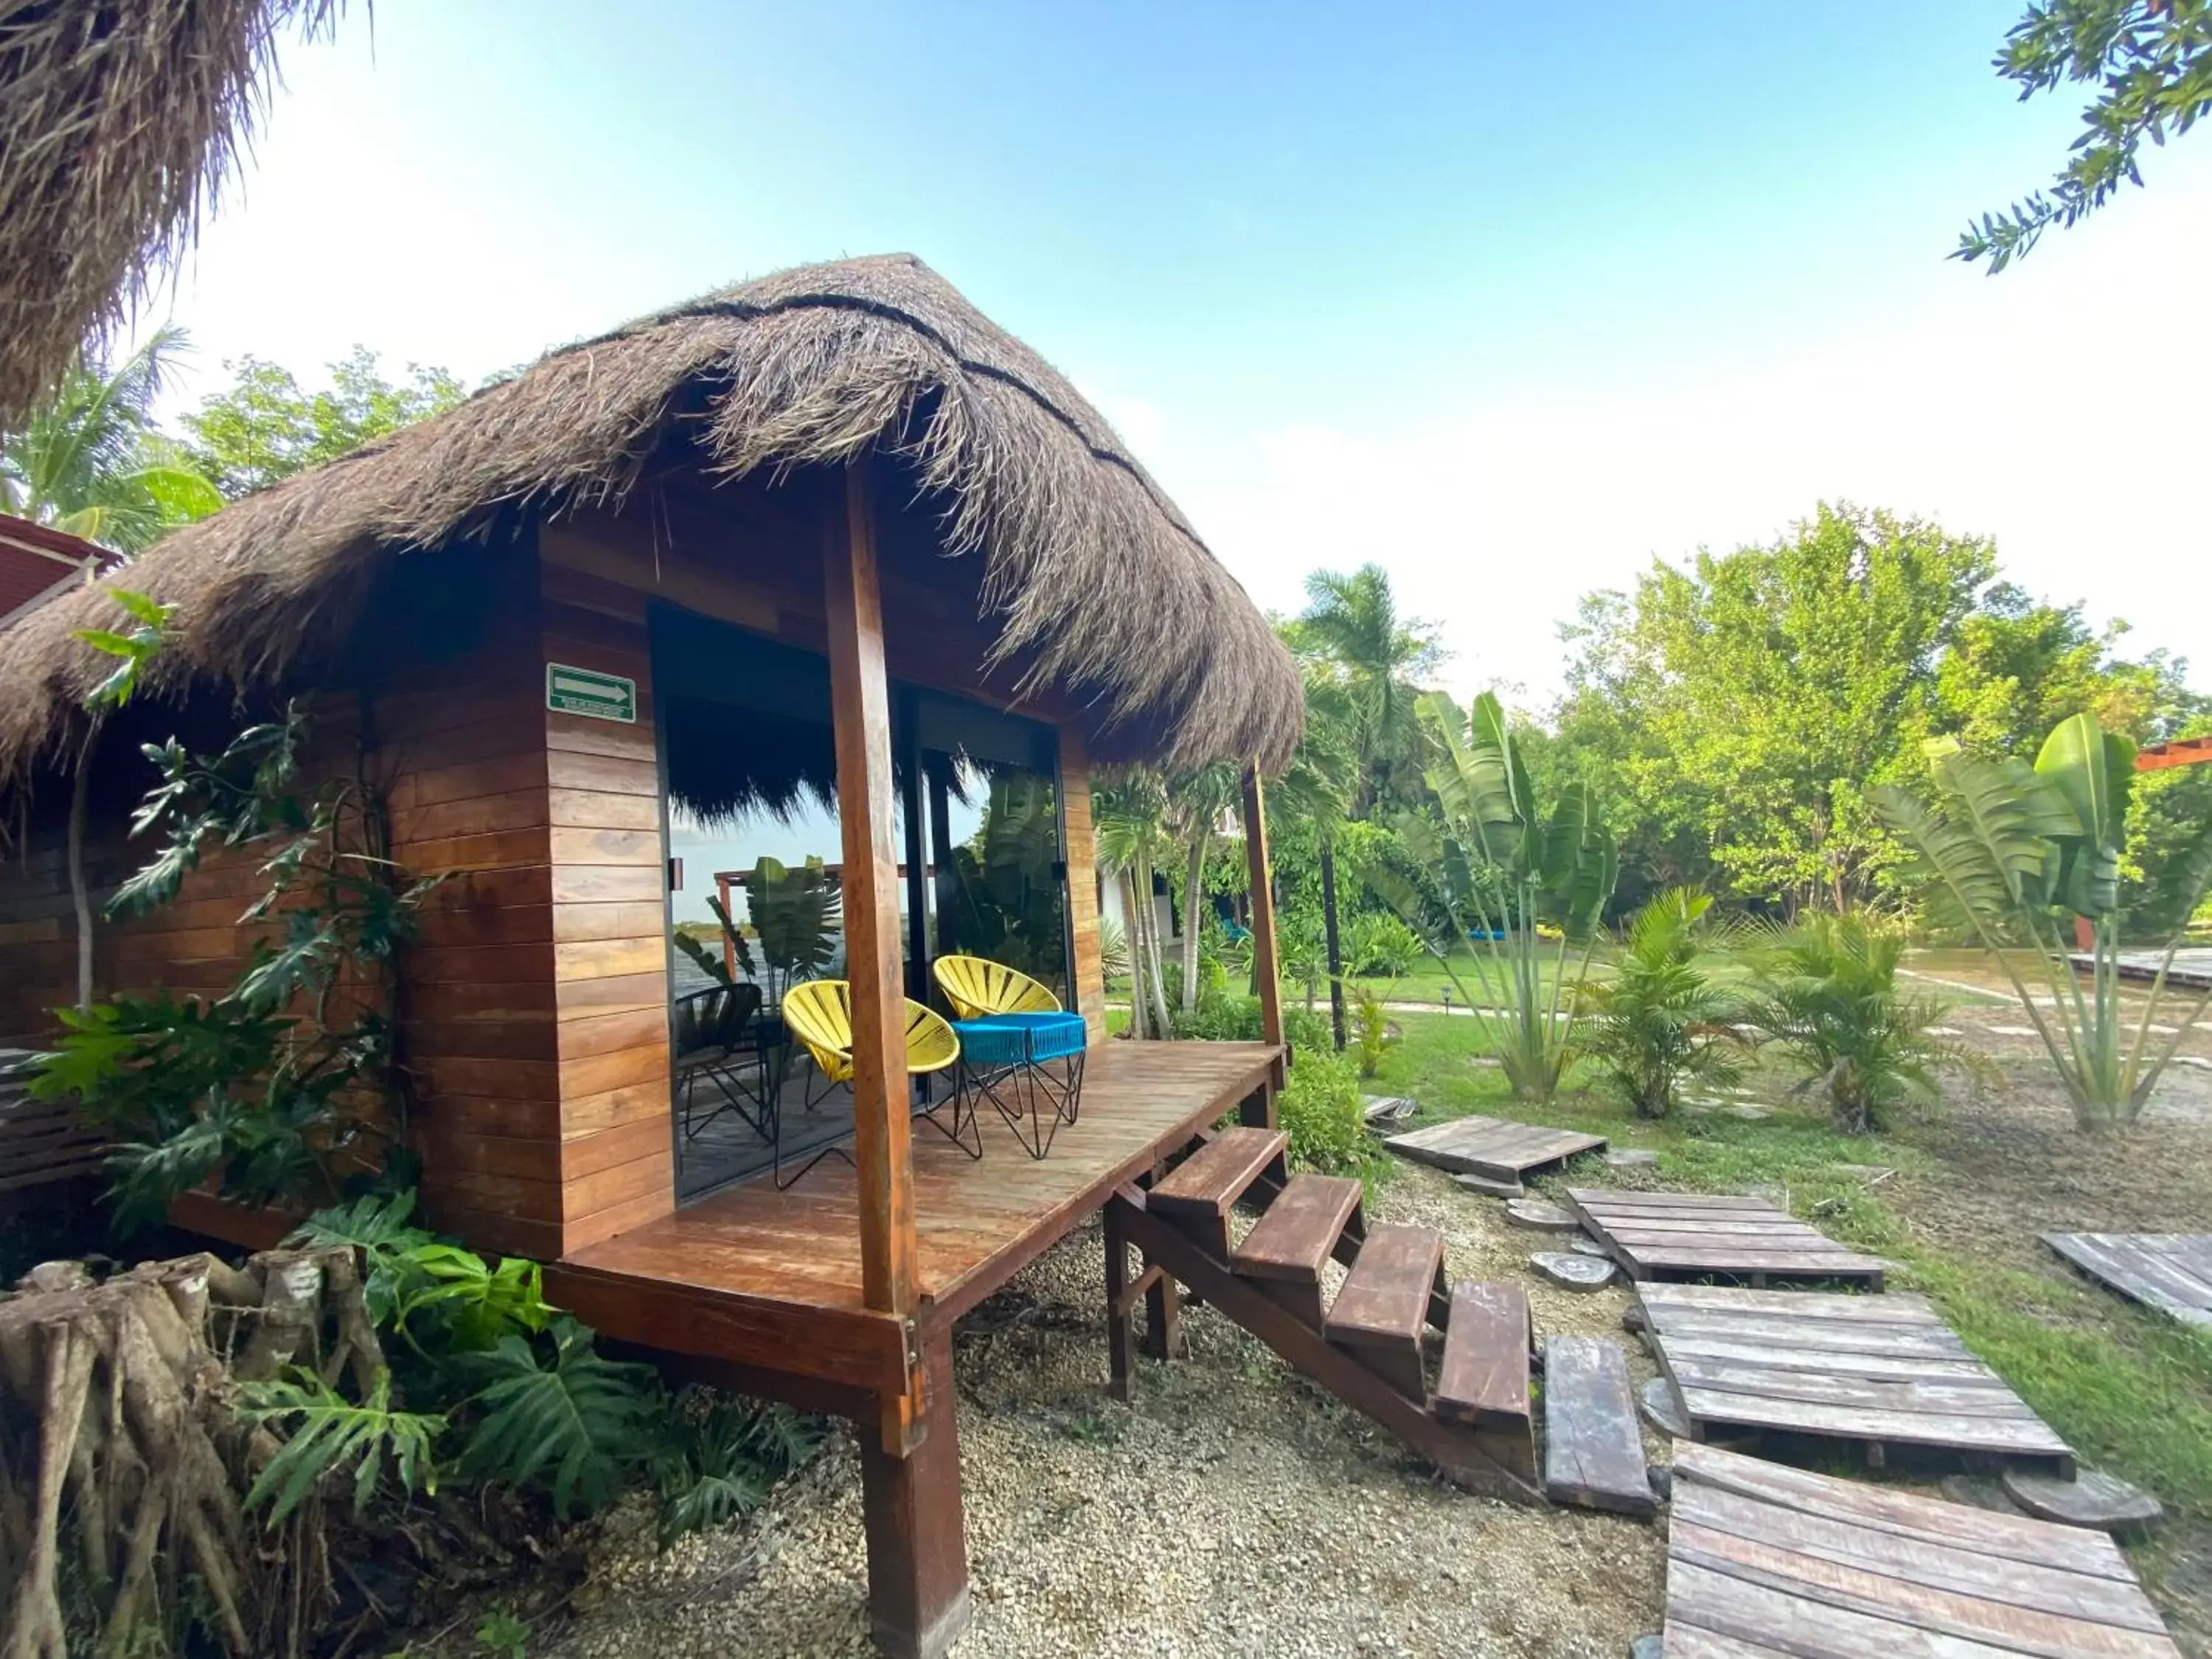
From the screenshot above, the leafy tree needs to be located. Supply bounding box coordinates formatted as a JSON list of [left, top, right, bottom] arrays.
[[181, 345, 467, 498], [1956, 1, 2212, 271], [0, 326, 220, 551], [1554, 504, 1993, 914]]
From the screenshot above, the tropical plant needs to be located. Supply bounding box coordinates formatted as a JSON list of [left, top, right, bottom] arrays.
[[1267, 653, 1364, 1047], [1579, 888, 1750, 1119], [1352, 987, 1391, 1079], [1371, 691, 1619, 1102], [31, 700, 439, 1225], [237, 1368, 444, 1524], [0, 326, 221, 551], [674, 856, 841, 1011], [1344, 911, 1423, 978], [460, 1319, 662, 1519], [947, 774, 1068, 992], [1747, 914, 1975, 1134], [1098, 913, 1131, 981], [1164, 764, 1239, 1013], [1955, 1, 2212, 271], [654, 1391, 825, 1544], [1096, 771, 1174, 1039], [1871, 711, 2212, 1127], [1285, 565, 1444, 815], [1276, 1044, 1383, 1184]]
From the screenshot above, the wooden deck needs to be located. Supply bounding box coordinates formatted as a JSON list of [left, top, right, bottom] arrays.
[[1665, 1442, 2180, 1658], [1639, 1284, 2074, 1476], [546, 1040, 1279, 1403], [1569, 1187, 1888, 1287], [2043, 1231, 2212, 1328], [1382, 1115, 1607, 1181]]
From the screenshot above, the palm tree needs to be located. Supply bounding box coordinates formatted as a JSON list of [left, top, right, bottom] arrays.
[[1288, 564, 1444, 815], [1094, 772, 1174, 1038], [1, 327, 221, 553], [1164, 763, 1239, 1014], [1267, 661, 1360, 1046]]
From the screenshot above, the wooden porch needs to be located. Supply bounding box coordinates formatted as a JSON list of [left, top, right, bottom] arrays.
[[546, 1040, 1279, 1391]]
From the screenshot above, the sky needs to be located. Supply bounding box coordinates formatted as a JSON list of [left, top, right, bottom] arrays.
[[134, 0, 2211, 810]]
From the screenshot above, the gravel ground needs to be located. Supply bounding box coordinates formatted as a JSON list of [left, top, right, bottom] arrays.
[[540, 1162, 1666, 1659]]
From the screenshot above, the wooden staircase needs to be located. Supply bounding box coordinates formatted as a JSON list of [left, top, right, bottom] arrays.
[[1106, 1126, 1543, 1503]]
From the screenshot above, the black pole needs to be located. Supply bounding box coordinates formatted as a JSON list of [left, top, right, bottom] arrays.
[[1321, 844, 1346, 1051]]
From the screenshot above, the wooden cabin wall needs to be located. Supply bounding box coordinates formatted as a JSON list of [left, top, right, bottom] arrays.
[[1056, 726, 1107, 1040]]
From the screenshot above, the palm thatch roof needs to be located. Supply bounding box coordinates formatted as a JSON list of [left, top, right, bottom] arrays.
[[0, 254, 1300, 785], [0, 1, 339, 428]]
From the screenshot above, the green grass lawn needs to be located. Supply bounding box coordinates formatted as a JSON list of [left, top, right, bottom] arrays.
[[1366, 1009, 2212, 1561]]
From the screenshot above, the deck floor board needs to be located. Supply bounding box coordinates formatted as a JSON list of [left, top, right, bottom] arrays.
[[1570, 1187, 1888, 1287], [1639, 1285, 2073, 1475], [1664, 1444, 2181, 1658], [2042, 1232, 2212, 1328], [556, 1041, 1279, 1334]]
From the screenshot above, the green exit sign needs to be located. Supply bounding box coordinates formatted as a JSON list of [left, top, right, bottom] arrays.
[[546, 662, 637, 723]]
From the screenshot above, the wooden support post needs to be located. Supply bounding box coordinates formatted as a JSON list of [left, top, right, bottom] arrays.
[[860, 1327, 971, 1658], [823, 459, 922, 1442], [1241, 765, 1286, 1116], [1103, 1200, 1134, 1402]]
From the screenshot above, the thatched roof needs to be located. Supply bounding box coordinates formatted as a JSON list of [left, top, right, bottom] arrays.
[[0, 1, 339, 428], [0, 254, 1300, 783]]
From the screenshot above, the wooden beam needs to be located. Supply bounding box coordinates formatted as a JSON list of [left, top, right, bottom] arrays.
[[2139, 735, 2212, 773], [822, 461, 919, 1332], [1241, 765, 1284, 1052], [859, 1326, 972, 1658]]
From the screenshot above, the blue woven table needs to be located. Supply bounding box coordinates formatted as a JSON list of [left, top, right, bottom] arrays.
[[951, 1012, 1088, 1158]]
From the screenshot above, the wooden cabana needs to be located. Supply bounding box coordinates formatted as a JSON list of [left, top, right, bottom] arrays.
[[0, 256, 1300, 1657]]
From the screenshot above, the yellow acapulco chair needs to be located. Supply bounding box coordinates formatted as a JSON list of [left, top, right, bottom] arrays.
[[776, 980, 975, 1184], [933, 954, 1062, 1020]]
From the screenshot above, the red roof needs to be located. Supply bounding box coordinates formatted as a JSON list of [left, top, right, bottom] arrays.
[[0, 513, 119, 627]]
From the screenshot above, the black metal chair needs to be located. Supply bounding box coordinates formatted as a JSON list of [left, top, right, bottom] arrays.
[[674, 983, 768, 1141]]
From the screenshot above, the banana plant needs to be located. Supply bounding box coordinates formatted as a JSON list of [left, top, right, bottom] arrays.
[[1369, 691, 1619, 1101], [673, 858, 841, 1009], [1870, 711, 2212, 1128]]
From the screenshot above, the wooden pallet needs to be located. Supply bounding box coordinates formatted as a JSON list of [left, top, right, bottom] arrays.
[[1383, 1116, 1606, 1182], [1568, 1186, 1887, 1287], [2043, 1231, 2212, 1328], [1638, 1284, 2074, 1477], [1665, 1441, 2181, 1658]]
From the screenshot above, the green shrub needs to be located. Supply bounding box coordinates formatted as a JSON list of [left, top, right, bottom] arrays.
[[1352, 988, 1391, 1078], [1748, 913, 1980, 1133], [1344, 911, 1424, 978], [1579, 888, 1749, 1119], [1278, 1046, 1382, 1183]]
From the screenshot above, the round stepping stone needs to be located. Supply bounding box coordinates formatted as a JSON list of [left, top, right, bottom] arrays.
[[1638, 1377, 1689, 1439], [1570, 1234, 1610, 1257], [2001, 1467, 2163, 1533], [1503, 1198, 1579, 1231], [1603, 1148, 1659, 1169], [1531, 1251, 1615, 1290], [1621, 1302, 1648, 1334], [1630, 1635, 1663, 1659], [1646, 1464, 1673, 1503], [1453, 1172, 1525, 1200]]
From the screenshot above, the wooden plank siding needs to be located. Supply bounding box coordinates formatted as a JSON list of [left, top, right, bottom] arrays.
[[1057, 724, 1107, 1040], [535, 549, 674, 1253]]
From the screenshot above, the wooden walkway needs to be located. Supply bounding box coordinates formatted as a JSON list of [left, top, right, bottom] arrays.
[[1639, 1284, 2074, 1476], [1665, 1442, 2181, 1658], [1384, 1115, 1606, 1182], [2044, 1231, 2212, 1328], [1568, 1187, 1888, 1287]]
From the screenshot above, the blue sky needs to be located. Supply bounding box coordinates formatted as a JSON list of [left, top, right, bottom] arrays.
[[142, 1, 2212, 908]]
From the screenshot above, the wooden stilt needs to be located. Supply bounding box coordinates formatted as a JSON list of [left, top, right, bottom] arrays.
[[1103, 1200, 1134, 1402], [860, 1329, 970, 1659]]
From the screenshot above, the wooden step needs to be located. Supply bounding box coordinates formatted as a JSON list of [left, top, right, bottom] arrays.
[[1325, 1222, 1445, 1400], [1150, 1127, 1288, 1254], [1433, 1281, 1532, 1433], [1231, 1174, 1363, 1328], [1542, 1335, 1656, 1519]]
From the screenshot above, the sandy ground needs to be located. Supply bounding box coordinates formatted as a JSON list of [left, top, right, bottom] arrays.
[[540, 1167, 1670, 1659]]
